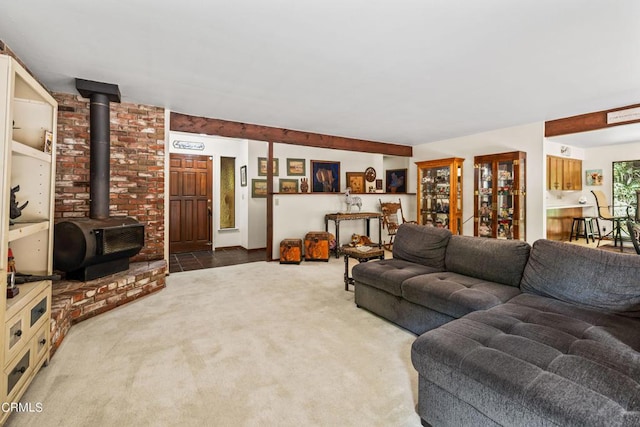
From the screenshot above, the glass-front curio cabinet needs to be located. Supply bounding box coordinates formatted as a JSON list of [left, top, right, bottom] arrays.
[[416, 157, 464, 234], [474, 151, 526, 240]]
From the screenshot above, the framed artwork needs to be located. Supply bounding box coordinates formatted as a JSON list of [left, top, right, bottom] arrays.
[[346, 172, 366, 194], [286, 158, 306, 176], [311, 160, 340, 193], [220, 157, 236, 229], [240, 165, 247, 187], [258, 157, 279, 176], [279, 178, 299, 193], [386, 168, 407, 193], [251, 179, 267, 198], [376, 179, 383, 191], [585, 169, 603, 186], [43, 130, 53, 153]]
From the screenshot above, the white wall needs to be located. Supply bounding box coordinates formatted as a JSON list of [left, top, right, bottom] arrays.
[[412, 122, 546, 243], [541, 138, 640, 226], [167, 120, 638, 258], [170, 122, 572, 255], [543, 139, 588, 209], [247, 139, 267, 249], [583, 140, 640, 207], [166, 131, 415, 257], [270, 143, 413, 259]]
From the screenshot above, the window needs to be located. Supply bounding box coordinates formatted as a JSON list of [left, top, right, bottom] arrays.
[[612, 159, 640, 219]]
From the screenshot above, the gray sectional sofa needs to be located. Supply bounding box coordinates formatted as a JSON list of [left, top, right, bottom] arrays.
[[352, 223, 640, 427]]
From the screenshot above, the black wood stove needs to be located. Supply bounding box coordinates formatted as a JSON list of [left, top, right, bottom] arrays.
[[53, 79, 144, 281]]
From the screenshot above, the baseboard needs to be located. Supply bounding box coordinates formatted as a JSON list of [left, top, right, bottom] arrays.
[[214, 245, 266, 253]]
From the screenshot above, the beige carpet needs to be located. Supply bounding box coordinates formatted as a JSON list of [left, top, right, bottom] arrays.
[[8, 258, 421, 427]]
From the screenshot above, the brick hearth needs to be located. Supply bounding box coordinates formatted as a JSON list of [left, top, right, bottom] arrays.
[[50, 260, 166, 357]]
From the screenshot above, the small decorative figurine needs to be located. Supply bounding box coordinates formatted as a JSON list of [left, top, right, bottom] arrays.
[[9, 185, 28, 224], [350, 234, 373, 247], [479, 222, 492, 237], [6, 248, 18, 298], [344, 187, 362, 213], [300, 177, 309, 193]]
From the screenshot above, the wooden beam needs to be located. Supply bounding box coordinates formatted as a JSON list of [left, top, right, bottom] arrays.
[[545, 103, 640, 137], [170, 112, 412, 157], [266, 142, 274, 261]]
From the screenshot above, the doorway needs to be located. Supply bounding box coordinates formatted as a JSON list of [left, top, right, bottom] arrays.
[[169, 153, 213, 253]]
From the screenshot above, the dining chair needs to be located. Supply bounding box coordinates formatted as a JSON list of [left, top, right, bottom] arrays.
[[591, 190, 630, 250], [627, 220, 640, 255], [379, 199, 416, 250]]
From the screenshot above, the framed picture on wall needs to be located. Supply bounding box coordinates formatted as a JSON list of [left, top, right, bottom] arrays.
[[346, 172, 366, 194], [258, 157, 279, 176], [311, 160, 340, 193], [585, 169, 603, 186], [386, 168, 407, 193], [286, 158, 306, 176], [43, 130, 53, 153], [279, 178, 298, 193], [251, 179, 267, 198], [240, 165, 247, 187]]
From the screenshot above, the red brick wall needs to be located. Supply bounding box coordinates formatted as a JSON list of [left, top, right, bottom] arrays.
[[53, 93, 165, 261]]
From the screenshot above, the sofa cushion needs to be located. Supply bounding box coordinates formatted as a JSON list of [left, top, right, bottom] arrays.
[[444, 235, 530, 287], [412, 293, 640, 426], [402, 272, 521, 319], [352, 259, 440, 297], [494, 293, 640, 351], [521, 239, 640, 317], [392, 223, 451, 269]]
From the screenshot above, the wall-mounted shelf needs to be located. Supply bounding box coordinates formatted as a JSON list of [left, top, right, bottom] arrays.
[[8, 221, 50, 242], [12, 140, 52, 163]]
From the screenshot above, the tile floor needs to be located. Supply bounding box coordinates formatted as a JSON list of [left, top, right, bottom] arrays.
[[169, 235, 636, 274], [169, 247, 267, 273]]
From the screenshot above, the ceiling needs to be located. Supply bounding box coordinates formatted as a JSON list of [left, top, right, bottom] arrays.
[[1, 0, 639, 147]]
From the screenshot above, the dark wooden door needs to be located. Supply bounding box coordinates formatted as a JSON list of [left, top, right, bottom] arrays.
[[169, 154, 213, 253]]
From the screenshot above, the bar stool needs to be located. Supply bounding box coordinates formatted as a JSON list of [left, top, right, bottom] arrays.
[[569, 217, 596, 243], [591, 217, 601, 240]]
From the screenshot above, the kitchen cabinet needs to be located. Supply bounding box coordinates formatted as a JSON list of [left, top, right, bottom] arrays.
[[547, 155, 582, 191]]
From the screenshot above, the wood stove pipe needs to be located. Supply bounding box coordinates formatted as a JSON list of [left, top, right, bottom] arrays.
[[88, 92, 110, 219]]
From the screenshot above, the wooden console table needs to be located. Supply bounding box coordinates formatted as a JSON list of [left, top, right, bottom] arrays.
[[325, 212, 382, 258]]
